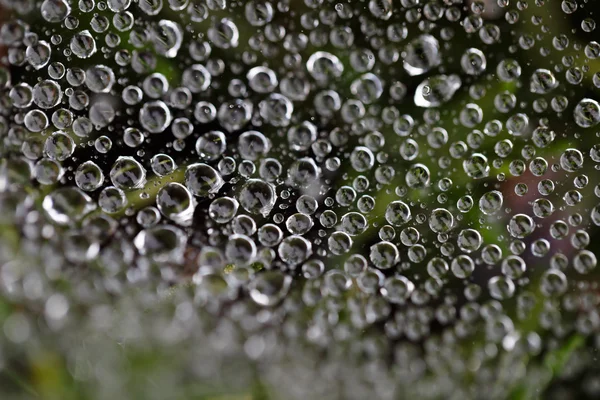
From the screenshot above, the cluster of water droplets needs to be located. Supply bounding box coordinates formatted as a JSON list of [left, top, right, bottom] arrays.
[[1, 0, 600, 398]]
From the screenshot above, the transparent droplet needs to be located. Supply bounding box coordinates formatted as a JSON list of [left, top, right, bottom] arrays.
[[249, 271, 291, 306], [75, 161, 104, 191], [156, 182, 194, 225], [110, 156, 146, 190], [43, 187, 96, 225], [403, 34, 441, 76], [139, 100, 172, 134], [185, 163, 224, 197], [70, 30, 96, 59], [574, 98, 600, 128]]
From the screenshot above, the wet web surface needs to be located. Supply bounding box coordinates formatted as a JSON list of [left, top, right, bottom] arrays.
[[1, 0, 600, 398]]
